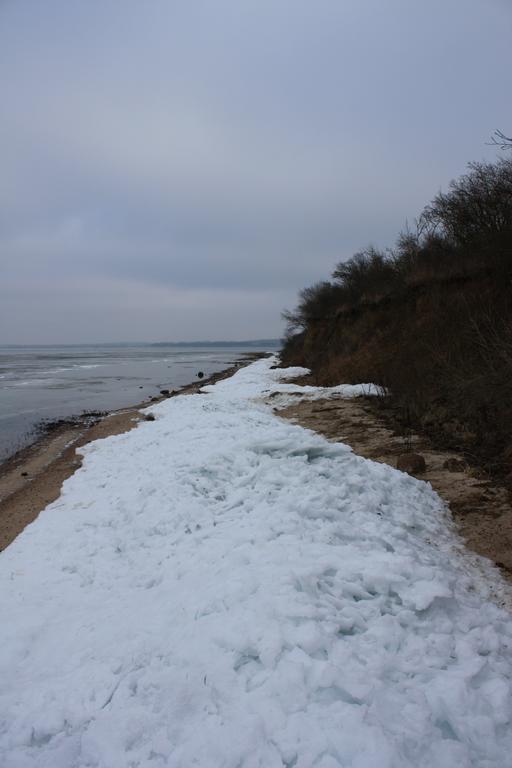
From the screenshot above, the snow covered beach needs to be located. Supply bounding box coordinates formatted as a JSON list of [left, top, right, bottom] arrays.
[[1, 357, 511, 767]]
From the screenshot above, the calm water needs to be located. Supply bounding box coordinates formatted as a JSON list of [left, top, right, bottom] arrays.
[[0, 342, 279, 463]]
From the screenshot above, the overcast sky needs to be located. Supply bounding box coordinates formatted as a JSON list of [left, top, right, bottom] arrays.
[[1, 0, 510, 343]]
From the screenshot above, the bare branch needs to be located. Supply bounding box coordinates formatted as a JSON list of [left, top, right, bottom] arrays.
[[487, 129, 512, 150]]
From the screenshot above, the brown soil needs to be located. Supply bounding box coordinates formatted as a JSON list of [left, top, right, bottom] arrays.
[[277, 395, 512, 579], [0, 356, 265, 552]]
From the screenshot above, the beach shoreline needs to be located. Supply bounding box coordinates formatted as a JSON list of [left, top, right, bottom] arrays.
[[0, 352, 268, 551], [2, 355, 511, 765]]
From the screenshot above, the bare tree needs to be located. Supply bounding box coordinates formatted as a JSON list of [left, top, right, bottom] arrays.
[[488, 129, 512, 150]]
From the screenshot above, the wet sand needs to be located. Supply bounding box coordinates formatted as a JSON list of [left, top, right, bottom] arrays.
[[0, 356, 264, 551]]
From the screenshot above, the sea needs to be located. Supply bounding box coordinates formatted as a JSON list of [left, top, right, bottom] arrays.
[[0, 341, 280, 463]]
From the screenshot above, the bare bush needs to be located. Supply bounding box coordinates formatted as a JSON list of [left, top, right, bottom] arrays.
[[281, 156, 512, 478], [419, 158, 512, 248], [282, 281, 343, 334], [332, 247, 399, 303]]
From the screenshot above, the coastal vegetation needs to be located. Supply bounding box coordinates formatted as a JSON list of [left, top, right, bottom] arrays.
[[281, 157, 512, 481]]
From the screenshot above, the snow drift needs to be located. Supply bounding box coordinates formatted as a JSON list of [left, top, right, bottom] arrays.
[[0, 357, 511, 767]]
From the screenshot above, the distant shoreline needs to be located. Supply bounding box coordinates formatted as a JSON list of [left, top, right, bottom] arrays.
[[0, 352, 269, 551], [0, 343, 278, 465], [0, 339, 282, 349]]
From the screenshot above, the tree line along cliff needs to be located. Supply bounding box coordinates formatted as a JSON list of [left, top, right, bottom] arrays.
[[281, 157, 512, 481]]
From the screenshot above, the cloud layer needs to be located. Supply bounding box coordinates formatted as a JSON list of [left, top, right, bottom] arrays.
[[1, 0, 510, 342]]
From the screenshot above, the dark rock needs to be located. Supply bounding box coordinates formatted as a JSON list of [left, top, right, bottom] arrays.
[[144, 414, 156, 422], [150, 396, 158, 402], [21, 471, 28, 477], [443, 457, 466, 473], [396, 453, 426, 475], [197, 371, 204, 379], [160, 389, 170, 396]]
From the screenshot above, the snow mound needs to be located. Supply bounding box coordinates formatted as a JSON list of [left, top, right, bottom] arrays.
[[202, 364, 382, 409], [0, 357, 511, 767]]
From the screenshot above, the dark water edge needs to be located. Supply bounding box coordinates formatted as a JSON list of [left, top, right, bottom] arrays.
[[0, 344, 278, 465]]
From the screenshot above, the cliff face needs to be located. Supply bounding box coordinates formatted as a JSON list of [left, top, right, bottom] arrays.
[[282, 270, 512, 480], [282, 158, 512, 477]]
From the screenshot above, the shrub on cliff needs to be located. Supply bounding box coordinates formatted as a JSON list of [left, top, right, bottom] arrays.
[[282, 281, 344, 333], [281, 156, 512, 478], [332, 247, 400, 304], [284, 156, 512, 335], [419, 159, 512, 249]]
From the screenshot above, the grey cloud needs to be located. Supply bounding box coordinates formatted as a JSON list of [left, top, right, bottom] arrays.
[[0, 0, 510, 342], [0, 276, 290, 344]]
